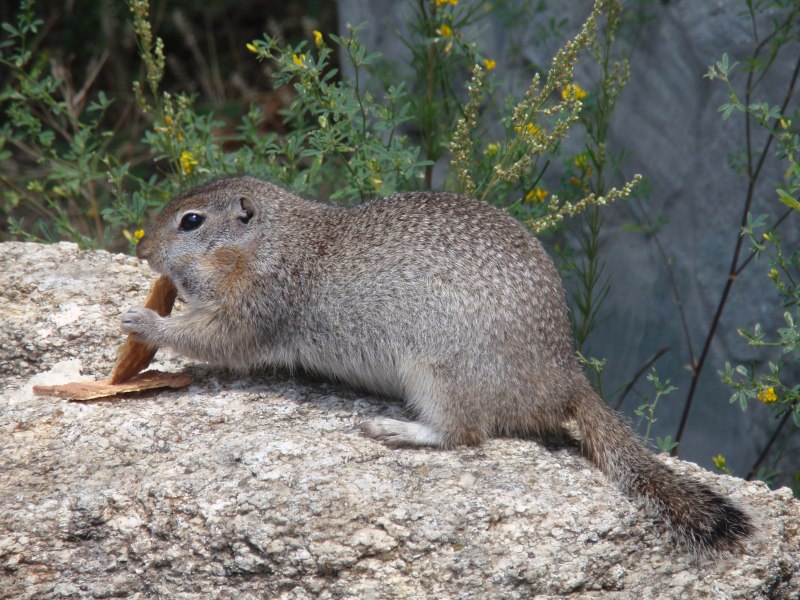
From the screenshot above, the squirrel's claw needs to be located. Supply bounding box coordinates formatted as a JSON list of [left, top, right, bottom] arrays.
[[120, 307, 160, 342]]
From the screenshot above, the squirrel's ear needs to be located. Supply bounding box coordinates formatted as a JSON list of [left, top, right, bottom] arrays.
[[238, 196, 255, 224]]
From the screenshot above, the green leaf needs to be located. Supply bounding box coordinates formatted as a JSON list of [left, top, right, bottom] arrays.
[[777, 189, 800, 212], [717, 53, 730, 76], [720, 103, 737, 120], [656, 436, 678, 453]]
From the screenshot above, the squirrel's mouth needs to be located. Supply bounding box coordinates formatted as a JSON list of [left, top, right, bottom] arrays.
[[135, 241, 165, 275], [134, 234, 152, 261], [171, 275, 203, 306], [141, 258, 165, 278]]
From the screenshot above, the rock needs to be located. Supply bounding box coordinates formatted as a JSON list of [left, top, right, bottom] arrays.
[[1, 241, 798, 598]]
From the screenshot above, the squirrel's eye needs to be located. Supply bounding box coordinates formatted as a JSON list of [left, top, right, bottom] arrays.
[[179, 213, 205, 231]]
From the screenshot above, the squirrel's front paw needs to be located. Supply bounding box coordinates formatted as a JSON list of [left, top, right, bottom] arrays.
[[121, 307, 162, 343]]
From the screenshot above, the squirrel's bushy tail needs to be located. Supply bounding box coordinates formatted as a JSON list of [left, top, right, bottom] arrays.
[[572, 382, 753, 552]]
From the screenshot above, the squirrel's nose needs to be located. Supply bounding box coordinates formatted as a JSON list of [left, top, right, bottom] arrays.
[[135, 235, 151, 260]]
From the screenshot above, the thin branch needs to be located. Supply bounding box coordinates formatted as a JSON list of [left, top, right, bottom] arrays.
[[614, 346, 670, 410], [72, 50, 109, 115], [746, 409, 792, 481], [735, 208, 794, 276], [0, 173, 58, 222], [673, 52, 800, 456], [650, 214, 696, 367]]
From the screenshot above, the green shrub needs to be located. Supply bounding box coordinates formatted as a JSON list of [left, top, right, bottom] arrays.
[[1, 0, 638, 254], [702, 4, 800, 494]]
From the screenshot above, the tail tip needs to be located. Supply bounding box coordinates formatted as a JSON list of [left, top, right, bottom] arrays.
[[676, 494, 755, 553]]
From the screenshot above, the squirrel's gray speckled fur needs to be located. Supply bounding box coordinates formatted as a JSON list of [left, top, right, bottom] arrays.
[[122, 176, 753, 552]]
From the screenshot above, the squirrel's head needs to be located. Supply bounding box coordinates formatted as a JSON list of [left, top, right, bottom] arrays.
[[136, 177, 280, 303]]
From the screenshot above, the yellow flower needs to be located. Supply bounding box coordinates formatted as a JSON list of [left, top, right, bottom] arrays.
[[313, 30, 323, 47], [483, 143, 500, 157], [134, 229, 145, 241], [438, 24, 453, 38], [525, 186, 548, 203], [292, 53, 306, 67], [515, 123, 543, 138], [483, 58, 496, 71], [562, 82, 587, 101], [435, 0, 458, 5], [712, 454, 728, 471], [179, 150, 199, 175], [154, 116, 173, 133], [246, 43, 258, 54], [757, 387, 777, 404], [769, 268, 779, 280]]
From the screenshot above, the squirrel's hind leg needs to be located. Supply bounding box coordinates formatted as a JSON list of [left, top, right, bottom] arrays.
[[358, 417, 486, 448], [359, 361, 488, 449], [359, 418, 445, 447]]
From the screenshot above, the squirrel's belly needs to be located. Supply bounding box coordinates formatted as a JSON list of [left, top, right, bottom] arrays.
[[293, 340, 406, 398]]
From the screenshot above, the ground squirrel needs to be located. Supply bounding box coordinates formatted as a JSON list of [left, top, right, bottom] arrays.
[[122, 176, 753, 552]]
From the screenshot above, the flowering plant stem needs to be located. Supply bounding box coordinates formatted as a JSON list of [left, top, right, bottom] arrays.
[[672, 45, 800, 457]]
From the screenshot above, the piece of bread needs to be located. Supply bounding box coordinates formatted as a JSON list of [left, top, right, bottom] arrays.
[[109, 275, 177, 384], [33, 370, 192, 401]]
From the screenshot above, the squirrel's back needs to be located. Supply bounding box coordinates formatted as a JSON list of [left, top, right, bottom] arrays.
[[290, 191, 577, 402]]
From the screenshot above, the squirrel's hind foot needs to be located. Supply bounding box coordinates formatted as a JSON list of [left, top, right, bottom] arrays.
[[358, 417, 445, 448]]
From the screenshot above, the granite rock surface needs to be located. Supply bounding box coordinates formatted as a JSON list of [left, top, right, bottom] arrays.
[[1, 242, 798, 599]]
